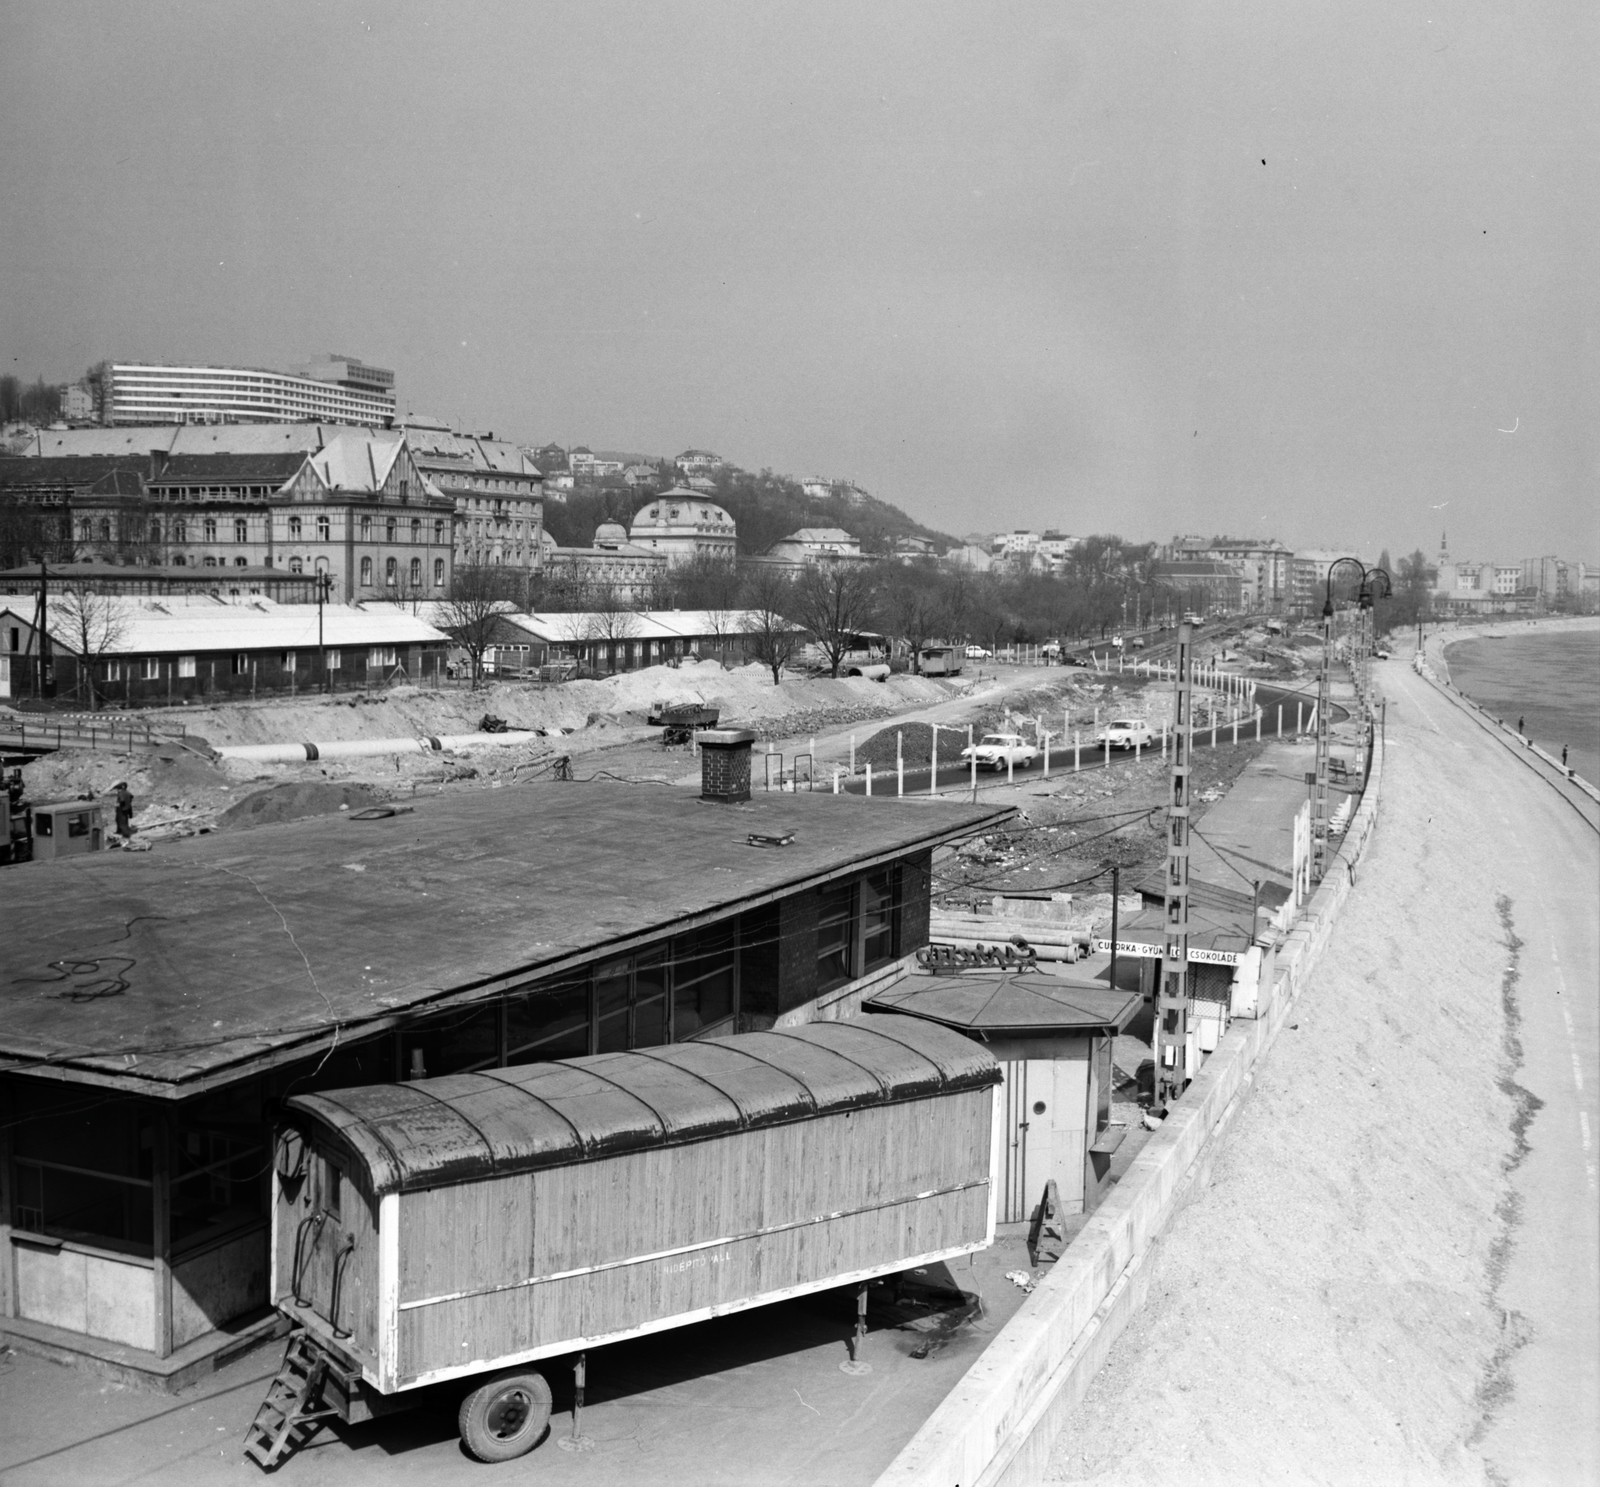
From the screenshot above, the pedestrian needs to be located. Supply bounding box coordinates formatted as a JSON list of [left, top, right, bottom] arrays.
[[113, 781, 135, 837], [1562, 745, 1569, 768], [1517, 715, 1524, 734]]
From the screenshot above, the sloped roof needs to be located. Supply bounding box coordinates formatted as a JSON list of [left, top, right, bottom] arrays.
[[148, 452, 308, 485], [0, 594, 447, 657], [504, 609, 802, 643], [865, 973, 1141, 1038], [0, 454, 153, 490], [782, 527, 858, 545]]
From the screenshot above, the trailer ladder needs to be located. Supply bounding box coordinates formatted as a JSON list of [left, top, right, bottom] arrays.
[[243, 1331, 338, 1471]]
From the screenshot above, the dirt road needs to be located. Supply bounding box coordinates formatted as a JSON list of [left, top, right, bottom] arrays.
[[1044, 657, 1599, 1486]]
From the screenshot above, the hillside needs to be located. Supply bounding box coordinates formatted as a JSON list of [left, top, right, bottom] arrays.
[[542, 461, 961, 556]]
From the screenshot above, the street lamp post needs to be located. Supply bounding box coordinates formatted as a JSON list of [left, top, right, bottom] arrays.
[[1313, 557, 1365, 884]]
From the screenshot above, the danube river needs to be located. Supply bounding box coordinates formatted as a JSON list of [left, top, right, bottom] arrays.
[[1445, 625, 1600, 786]]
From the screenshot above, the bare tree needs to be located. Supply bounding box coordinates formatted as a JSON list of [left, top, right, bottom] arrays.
[[54, 581, 127, 709], [881, 564, 942, 673], [435, 565, 519, 686], [580, 582, 641, 671], [740, 565, 802, 683], [793, 563, 878, 677]]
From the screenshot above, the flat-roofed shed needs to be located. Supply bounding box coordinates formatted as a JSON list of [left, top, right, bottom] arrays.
[[0, 782, 1012, 1094]]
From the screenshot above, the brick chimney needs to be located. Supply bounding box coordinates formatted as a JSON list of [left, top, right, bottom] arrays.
[[697, 728, 755, 803]]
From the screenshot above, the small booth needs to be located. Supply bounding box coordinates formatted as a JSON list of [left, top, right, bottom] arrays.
[[866, 972, 1141, 1225], [28, 800, 105, 861]]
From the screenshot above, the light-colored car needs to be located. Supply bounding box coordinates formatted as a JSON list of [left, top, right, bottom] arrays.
[[964, 644, 993, 659], [1128, 637, 1147, 650], [960, 732, 1040, 771], [1099, 718, 1155, 751]]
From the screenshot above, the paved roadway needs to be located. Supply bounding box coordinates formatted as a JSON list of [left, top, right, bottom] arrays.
[[1041, 656, 1598, 1484]]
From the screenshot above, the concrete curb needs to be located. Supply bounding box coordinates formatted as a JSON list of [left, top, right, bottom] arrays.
[[875, 729, 1385, 1487]]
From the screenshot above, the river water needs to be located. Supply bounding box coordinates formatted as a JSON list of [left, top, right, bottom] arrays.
[[1444, 626, 1600, 787]]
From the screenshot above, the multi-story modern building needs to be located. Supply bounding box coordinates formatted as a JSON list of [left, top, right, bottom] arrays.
[[104, 356, 396, 427], [401, 420, 544, 575]]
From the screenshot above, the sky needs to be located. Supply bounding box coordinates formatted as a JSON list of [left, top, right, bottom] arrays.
[[1, 0, 1594, 560]]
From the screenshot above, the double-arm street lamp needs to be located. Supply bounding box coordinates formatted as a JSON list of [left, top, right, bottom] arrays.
[[1355, 566, 1392, 708]]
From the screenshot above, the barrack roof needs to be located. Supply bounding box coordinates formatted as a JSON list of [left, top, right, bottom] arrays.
[[289, 1019, 999, 1195]]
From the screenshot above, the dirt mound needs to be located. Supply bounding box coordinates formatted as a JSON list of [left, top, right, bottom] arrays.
[[217, 780, 384, 831]]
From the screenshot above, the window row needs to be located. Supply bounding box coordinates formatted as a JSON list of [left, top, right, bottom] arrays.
[[354, 556, 446, 587], [100, 647, 405, 682]]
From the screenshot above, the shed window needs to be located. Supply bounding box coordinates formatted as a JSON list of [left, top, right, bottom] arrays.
[[596, 950, 669, 1053], [862, 869, 896, 971], [231, 653, 249, 675], [506, 979, 589, 1063], [141, 656, 160, 680], [177, 655, 195, 678], [369, 646, 396, 668], [674, 923, 735, 1040], [816, 881, 856, 991], [326, 649, 342, 671]]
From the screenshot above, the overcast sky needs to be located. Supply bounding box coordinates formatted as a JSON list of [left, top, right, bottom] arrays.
[[2, 1, 1593, 559]]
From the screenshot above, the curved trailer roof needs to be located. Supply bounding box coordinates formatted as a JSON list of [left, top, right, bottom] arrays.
[[289, 1018, 999, 1197]]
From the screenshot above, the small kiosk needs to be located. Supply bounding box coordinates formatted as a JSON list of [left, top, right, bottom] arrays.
[[867, 972, 1140, 1225]]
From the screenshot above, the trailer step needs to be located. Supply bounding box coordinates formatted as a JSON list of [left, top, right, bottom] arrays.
[[243, 1331, 335, 1471]]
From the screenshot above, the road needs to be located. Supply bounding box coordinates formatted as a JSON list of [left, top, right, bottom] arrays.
[[1043, 656, 1599, 1485]]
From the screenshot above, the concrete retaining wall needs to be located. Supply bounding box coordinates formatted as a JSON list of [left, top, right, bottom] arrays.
[[876, 728, 1386, 1487]]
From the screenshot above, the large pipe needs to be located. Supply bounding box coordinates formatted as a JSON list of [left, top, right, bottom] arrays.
[[216, 730, 539, 763]]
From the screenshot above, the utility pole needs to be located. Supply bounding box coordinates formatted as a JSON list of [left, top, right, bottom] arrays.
[[1312, 596, 1333, 884], [1154, 620, 1195, 1108]]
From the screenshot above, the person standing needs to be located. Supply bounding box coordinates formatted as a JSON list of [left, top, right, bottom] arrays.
[[1517, 715, 1525, 734], [113, 781, 135, 837]]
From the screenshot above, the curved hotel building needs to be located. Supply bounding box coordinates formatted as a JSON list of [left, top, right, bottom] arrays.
[[107, 356, 396, 427]]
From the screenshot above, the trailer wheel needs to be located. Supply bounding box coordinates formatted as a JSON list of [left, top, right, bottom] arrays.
[[458, 1370, 552, 1463]]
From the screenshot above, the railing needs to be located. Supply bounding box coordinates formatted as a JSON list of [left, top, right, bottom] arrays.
[[0, 716, 184, 753]]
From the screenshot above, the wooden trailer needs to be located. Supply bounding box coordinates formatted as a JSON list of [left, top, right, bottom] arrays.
[[255, 1018, 1001, 1465]]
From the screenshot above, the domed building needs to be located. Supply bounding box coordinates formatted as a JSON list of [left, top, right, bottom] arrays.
[[629, 489, 737, 567]]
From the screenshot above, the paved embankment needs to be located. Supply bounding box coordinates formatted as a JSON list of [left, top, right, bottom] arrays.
[[1026, 657, 1597, 1485]]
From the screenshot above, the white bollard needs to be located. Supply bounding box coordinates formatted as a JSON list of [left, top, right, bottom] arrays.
[[1075, 731, 1081, 771], [1297, 701, 1303, 735], [1233, 717, 1239, 746], [1255, 709, 1261, 742], [1277, 704, 1282, 738], [866, 763, 873, 796], [969, 725, 977, 800], [930, 724, 939, 797], [1007, 750, 1014, 785], [833, 768, 840, 794], [1043, 731, 1051, 778], [897, 731, 904, 796]]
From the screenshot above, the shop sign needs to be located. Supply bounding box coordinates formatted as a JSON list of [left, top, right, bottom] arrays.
[[1094, 939, 1240, 967]]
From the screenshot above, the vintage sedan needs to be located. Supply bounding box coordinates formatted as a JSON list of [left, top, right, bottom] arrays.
[[960, 732, 1040, 771], [1098, 718, 1155, 751]]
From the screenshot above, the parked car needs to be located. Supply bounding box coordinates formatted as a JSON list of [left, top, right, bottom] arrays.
[[964, 644, 993, 659], [1128, 637, 1147, 650], [1098, 718, 1155, 751], [1372, 647, 1392, 660], [960, 732, 1040, 771]]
